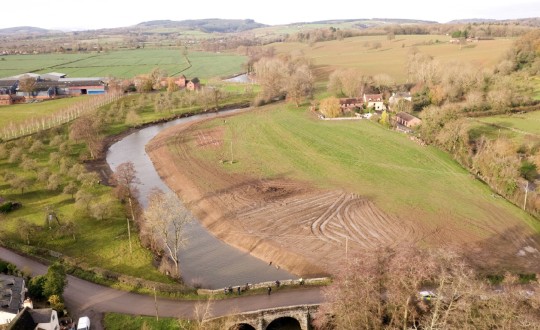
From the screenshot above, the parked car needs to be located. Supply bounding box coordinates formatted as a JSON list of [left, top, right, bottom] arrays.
[[419, 290, 437, 301], [76, 316, 90, 330]]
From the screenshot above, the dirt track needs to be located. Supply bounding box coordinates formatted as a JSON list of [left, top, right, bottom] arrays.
[[146, 116, 434, 277]]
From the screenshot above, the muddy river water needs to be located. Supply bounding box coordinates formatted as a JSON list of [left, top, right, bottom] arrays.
[[106, 109, 293, 289]]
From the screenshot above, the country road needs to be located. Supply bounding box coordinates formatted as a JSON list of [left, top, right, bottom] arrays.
[[0, 247, 325, 328]]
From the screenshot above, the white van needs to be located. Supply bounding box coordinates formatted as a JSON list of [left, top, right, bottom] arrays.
[[77, 316, 90, 330]]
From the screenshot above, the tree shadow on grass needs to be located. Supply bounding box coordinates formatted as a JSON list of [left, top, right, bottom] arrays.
[[464, 225, 540, 275]]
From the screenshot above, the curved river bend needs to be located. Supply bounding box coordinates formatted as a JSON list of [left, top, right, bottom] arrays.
[[106, 110, 293, 289]]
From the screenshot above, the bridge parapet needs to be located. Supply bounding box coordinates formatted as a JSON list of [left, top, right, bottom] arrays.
[[211, 304, 320, 330]]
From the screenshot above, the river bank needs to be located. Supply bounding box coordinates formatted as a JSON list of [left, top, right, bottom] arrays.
[[106, 107, 298, 288], [146, 110, 329, 279]]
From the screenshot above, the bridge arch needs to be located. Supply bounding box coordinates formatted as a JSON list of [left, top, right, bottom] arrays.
[[266, 316, 302, 330]]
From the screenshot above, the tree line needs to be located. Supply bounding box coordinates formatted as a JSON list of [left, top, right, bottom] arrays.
[[313, 246, 540, 330], [410, 30, 540, 216]]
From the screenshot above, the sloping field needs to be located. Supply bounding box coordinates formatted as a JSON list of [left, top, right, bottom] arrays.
[[478, 111, 540, 136], [269, 35, 513, 82], [468, 111, 540, 144], [0, 49, 246, 79], [148, 104, 540, 275]]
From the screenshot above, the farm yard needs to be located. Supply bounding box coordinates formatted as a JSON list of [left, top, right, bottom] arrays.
[[147, 103, 540, 276], [0, 49, 246, 79], [269, 35, 514, 82]]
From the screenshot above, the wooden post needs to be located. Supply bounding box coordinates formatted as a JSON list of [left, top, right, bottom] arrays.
[[154, 287, 159, 321], [523, 181, 529, 210], [126, 218, 133, 255]]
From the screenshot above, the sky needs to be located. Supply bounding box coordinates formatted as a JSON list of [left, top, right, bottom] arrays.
[[3, 0, 540, 30]]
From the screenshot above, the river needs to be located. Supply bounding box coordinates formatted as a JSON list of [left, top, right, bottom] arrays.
[[106, 110, 293, 289]]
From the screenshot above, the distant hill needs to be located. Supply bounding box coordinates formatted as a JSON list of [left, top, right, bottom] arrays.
[[293, 18, 437, 26], [0, 26, 54, 35], [135, 19, 267, 33], [447, 17, 540, 26]]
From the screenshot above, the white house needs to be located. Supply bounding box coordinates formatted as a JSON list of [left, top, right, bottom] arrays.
[[363, 93, 386, 111], [389, 92, 412, 105]]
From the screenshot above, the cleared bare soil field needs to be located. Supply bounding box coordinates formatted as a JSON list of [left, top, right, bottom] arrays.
[[147, 105, 540, 276]]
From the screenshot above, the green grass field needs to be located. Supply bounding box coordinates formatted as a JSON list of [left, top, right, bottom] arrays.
[[0, 97, 84, 127], [104, 313, 192, 330], [0, 49, 246, 79], [269, 35, 513, 82], [468, 111, 540, 144], [191, 104, 539, 242]]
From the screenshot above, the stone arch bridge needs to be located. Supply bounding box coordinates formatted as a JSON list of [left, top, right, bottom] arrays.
[[215, 304, 319, 330]]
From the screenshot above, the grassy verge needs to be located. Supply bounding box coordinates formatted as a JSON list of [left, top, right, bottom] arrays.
[[104, 313, 193, 330]]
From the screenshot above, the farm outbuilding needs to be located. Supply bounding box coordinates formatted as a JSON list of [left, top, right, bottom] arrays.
[[0, 72, 107, 100], [395, 111, 422, 128]]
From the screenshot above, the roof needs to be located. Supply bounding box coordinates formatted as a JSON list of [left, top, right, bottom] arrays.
[[339, 98, 361, 104], [392, 92, 411, 98], [58, 77, 103, 83], [27, 80, 105, 91], [0, 275, 24, 315], [11, 73, 40, 79], [0, 80, 18, 88], [396, 111, 420, 122], [6, 308, 35, 330], [28, 308, 52, 323], [364, 94, 383, 101], [6, 307, 53, 330], [44, 72, 66, 78]]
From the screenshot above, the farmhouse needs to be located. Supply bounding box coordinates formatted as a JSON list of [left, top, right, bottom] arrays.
[[186, 77, 201, 91], [363, 93, 385, 110], [339, 98, 363, 111], [160, 74, 188, 88], [395, 111, 422, 128], [0, 275, 25, 326]]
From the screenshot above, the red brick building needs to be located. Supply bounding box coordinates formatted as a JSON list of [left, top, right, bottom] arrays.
[[186, 77, 200, 91]]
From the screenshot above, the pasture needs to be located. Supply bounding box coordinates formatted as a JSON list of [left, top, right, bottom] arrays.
[[469, 111, 540, 144], [157, 103, 540, 273], [269, 35, 513, 82], [0, 49, 246, 79]]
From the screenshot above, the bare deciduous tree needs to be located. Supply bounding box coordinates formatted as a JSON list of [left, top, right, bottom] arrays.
[[144, 189, 191, 278], [110, 161, 140, 225], [285, 64, 314, 107]]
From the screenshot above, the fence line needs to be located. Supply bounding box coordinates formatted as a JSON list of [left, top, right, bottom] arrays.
[[1, 93, 123, 141]]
